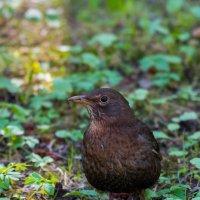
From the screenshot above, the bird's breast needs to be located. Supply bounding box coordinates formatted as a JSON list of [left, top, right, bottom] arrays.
[[82, 123, 161, 192]]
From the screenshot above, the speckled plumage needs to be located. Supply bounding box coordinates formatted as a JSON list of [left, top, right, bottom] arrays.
[[69, 88, 161, 199]]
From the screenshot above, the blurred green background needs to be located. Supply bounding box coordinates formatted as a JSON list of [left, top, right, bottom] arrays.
[[0, 0, 200, 199]]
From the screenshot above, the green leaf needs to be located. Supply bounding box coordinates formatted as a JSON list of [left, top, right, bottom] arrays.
[[178, 32, 190, 41], [139, 54, 181, 72], [0, 109, 10, 118], [145, 189, 157, 199], [55, 130, 83, 142], [179, 112, 198, 121], [190, 158, 200, 169], [81, 53, 103, 69], [191, 6, 200, 18], [30, 95, 52, 110], [188, 131, 200, 140], [23, 136, 39, 149], [13, 163, 27, 171], [43, 183, 54, 195], [153, 131, 170, 140], [24, 8, 43, 21], [46, 9, 60, 20], [132, 89, 149, 101], [166, 0, 183, 13], [0, 125, 24, 138], [26, 172, 42, 184], [90, 33, 117, 48], [150, 95, 176, 104], [0, 77, 21, 93], [64, 190, 97, 197], [168, 148, 187, 157], [55, 130, 69, 138], [26, 153, 53, 167], [167, 123, 180, 131], [51, 78, 72, 100]]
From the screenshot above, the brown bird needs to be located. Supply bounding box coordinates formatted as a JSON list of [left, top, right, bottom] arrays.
[[68, 88, 161, 200]]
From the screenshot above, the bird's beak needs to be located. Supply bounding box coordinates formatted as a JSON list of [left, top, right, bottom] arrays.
[[68, 95, 91, 106]]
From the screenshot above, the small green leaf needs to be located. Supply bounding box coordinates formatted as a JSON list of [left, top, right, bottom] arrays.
[[56, 130, 70, 138], [43, 183, 54, 195], [51, 78, 73, 100], [81, 53, 103, 69], [32, 172, 42, 180], [133, 89, 149, 101], [0, 109, 10, 118], [167, 123, 180, 131], [90, 33, 117, 48], [64, 190, 97, 197], [153, 131, 170, 140], [25, 8, 43, 21], [190, 158, 200, 169], [56, 130, 83, 141], [168, 148, 187, 157], [23, 136, 39, 149], [26, 153, 53, 167]]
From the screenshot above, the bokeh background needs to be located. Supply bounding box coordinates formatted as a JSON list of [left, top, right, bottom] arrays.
[[0, 0, 200, 199]]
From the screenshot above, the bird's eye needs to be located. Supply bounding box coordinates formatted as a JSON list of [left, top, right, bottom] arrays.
[[100, 95, 108, 103]]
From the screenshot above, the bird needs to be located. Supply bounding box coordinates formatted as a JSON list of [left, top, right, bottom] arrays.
[[68, 88, 161, 200]]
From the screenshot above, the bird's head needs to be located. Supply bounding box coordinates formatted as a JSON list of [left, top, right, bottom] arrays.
[[68, 88, 132, 124]]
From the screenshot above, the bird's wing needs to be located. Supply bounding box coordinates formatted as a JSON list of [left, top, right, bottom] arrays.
[[132, 120, 162, 160]]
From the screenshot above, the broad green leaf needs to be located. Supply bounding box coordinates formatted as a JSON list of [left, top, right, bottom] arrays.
[[179, 112, 198, 121], [191, 6, 200, 18], [0, 77, 21, 93], [0, 125, 24, 137], [139, 54, 181, 72], [166, 0, 183, 13], [190, 158, 200, 169], [188, 131, 200, 140], [178, 32, 190, 41]]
